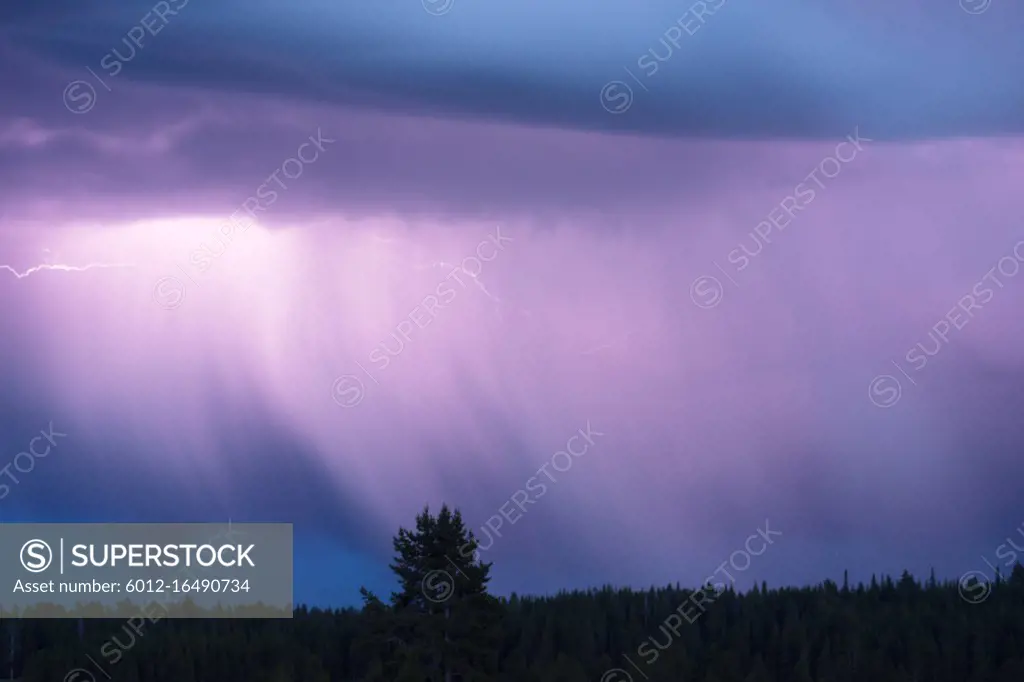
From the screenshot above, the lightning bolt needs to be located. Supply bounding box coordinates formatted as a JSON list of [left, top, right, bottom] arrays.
[[371, 232, 522, 324], [418, 260, 502, 304], [0, 262, 135, 279], [577, 326, 667, 361], [580, 331, 640, 357]]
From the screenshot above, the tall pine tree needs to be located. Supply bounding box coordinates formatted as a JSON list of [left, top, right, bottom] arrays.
[[362, 504, 502, 682]]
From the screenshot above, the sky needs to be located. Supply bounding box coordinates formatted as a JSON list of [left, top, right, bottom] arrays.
[[1, 0, 1024, 607]]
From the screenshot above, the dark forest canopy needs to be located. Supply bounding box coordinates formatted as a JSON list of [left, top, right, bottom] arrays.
[[6, 505, 1023, 682]]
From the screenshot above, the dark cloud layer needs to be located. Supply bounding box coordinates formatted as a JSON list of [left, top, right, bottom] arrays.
[[3, 0, 1024, 140]]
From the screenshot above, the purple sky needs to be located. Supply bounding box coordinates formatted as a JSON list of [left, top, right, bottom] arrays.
[[2, 1, 1023, 605]]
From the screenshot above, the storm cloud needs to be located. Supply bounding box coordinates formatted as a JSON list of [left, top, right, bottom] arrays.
[[1, 0, 1022, 606]]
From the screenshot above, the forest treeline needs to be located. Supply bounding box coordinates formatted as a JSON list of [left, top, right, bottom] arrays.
[[7, 505, 1023, 682]]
